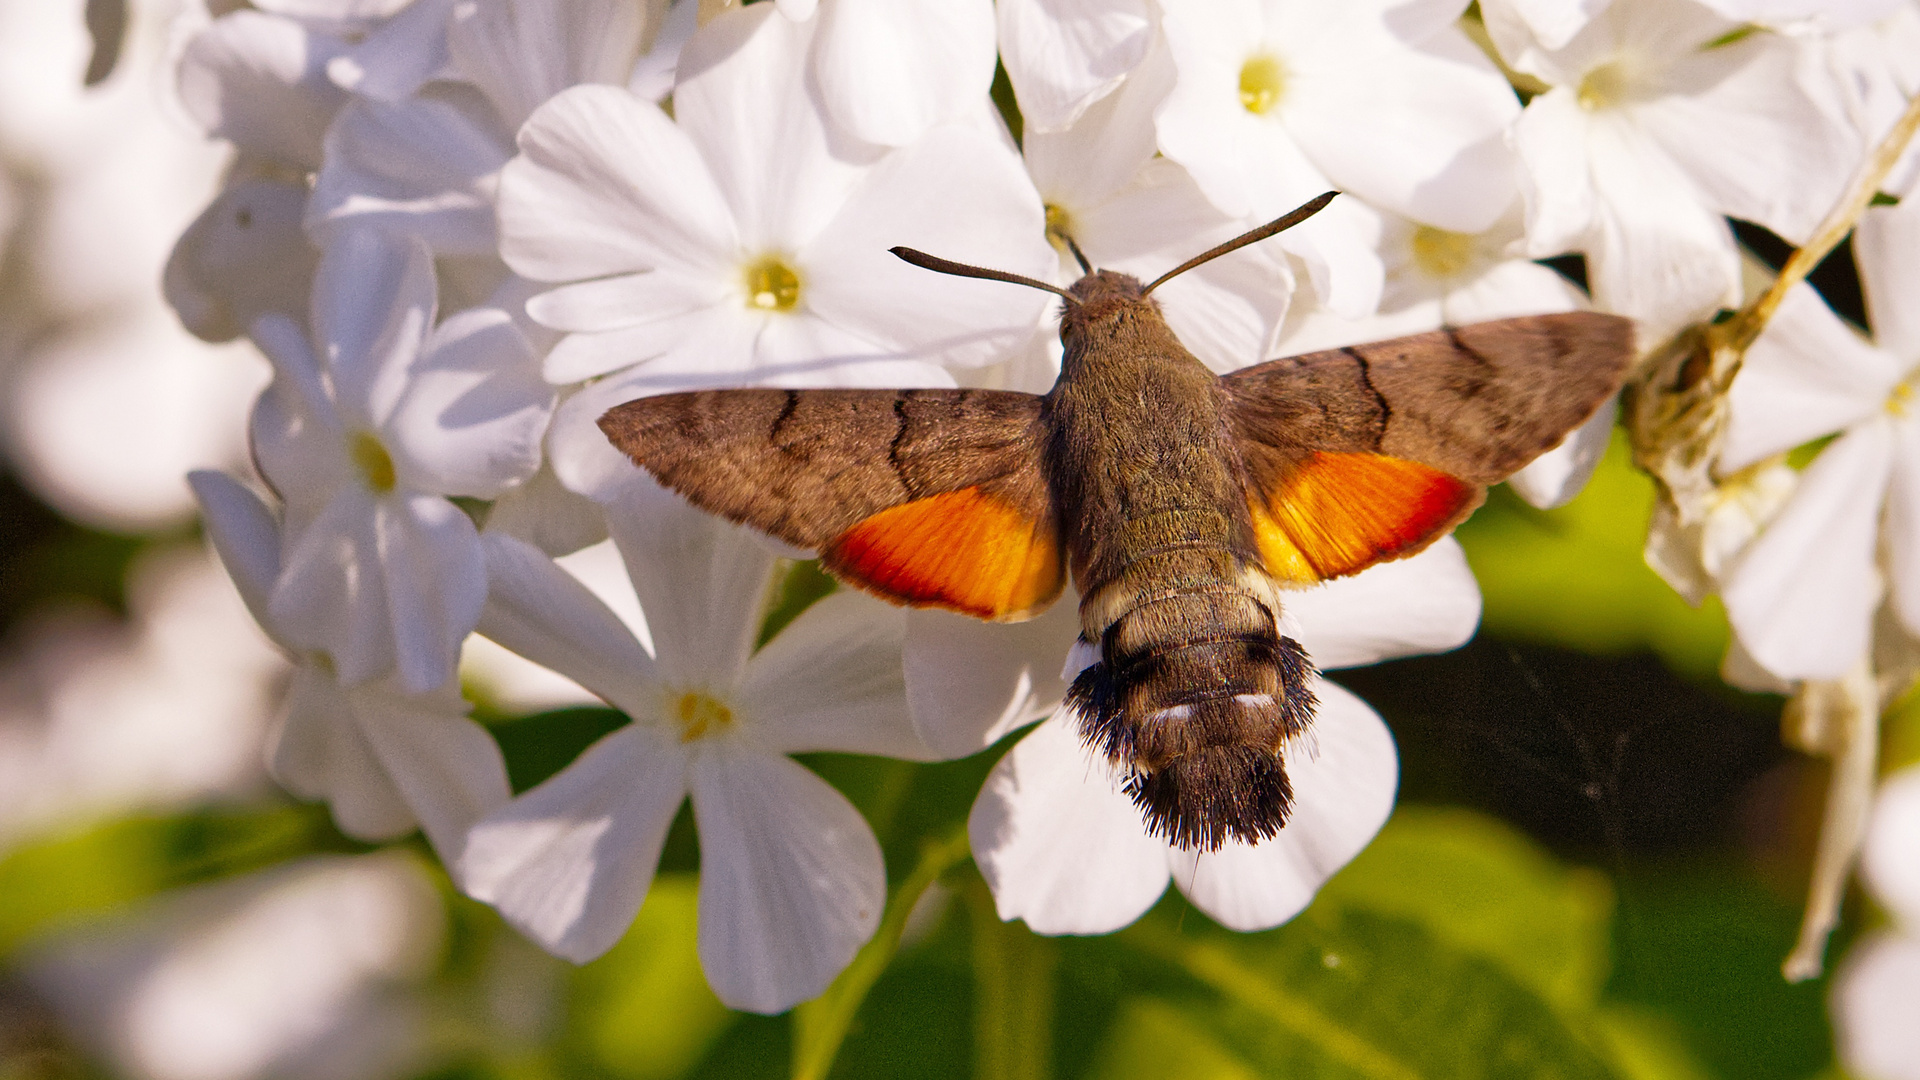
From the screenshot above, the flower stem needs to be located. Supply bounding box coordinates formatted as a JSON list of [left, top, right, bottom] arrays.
[[790, 827, 972, 1080], [964, 875, 1055, 1080]]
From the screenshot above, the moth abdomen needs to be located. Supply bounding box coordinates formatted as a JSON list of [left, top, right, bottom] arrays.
[[1067, 609, 1317, 851]]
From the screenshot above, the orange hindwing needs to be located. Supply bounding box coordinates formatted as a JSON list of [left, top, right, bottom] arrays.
[[823, 486, 1064, 621], [1249, 451, 1480, 585]]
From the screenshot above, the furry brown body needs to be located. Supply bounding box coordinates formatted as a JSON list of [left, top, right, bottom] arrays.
[[1049, 272, 1312, 849]]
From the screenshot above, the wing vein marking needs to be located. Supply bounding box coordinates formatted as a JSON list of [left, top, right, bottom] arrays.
[[1342, 346, 1392, 425]]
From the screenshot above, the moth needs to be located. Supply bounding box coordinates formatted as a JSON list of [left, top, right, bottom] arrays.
[[600, 193, 1633, 851]]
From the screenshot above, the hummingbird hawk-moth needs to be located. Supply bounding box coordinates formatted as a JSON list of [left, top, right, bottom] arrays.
[[599, 194, 1633, 852]]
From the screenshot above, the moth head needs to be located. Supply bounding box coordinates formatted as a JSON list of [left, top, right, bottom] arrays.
[[1059, 270, 1155, 345]]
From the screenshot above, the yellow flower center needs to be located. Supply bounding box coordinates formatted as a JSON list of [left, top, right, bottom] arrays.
[[743, 255, 802, 312], [1889, 381, 1915, 417], [349, 431, 397, 493], [1044, 203, 1076, 253], [1239, 54, 1286, 116], [673, 690, 734, 743], [1577, 61, 1630, 111], [1410, 225, 1478, 279]]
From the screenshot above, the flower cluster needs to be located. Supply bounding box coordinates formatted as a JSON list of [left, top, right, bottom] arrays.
[[162, 0, 1918, 1030]]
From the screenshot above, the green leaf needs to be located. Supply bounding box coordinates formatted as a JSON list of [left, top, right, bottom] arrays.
[[572, 873, 733, 1079], [489, 707, 629, 794], [1315, 805, 1615, 1010], [1107, 907, 1625, 1080], [1455, 432, 1730, 679]]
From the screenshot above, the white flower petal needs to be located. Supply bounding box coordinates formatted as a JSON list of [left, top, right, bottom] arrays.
[[484, 462, 610, 557], [1889, 428, 1920, 642], [1170, 679, 1397, 931], [1510, 88, 1597, 258], [736, 592, 934, 759], [165, 180, 316, 344], [447, 0, 648, 131], [176, 10, 346, 168], [1284, 538, 1482, 670], [545, 378, 661, 501], [1023, 39, 1170, 210], [270, 488, 394, 685], [968, 715, 1172, 935], [525, 269, 728, 335], [1834, 931, 1920, 1080], [377, 494, 486, 693], [1723, 421, 1894, 681], [190, 470, 284, 631], [349, 682, 509, 874], [689, 746, 884, 1013], [499, 84, 736, 283], [1860, 766, 1920, 924], [671, 5, 866, 251], [478, 532, 659, 712], [1507, 397, 1616, 509], [604, 486, 773, 687], [997, 0, 1153, 133], [801, 125, 1054, 370], [271, 667, 415, 841], [1856, 200, 1920, 362], [462, 724, 687, 962], [311, 229, 436, 430], [813, 0, 997, 148], [1723, 283, 1900, 472], [307, 89, 512, 257], [385, 307, 553, 498], [325, 0, 456, 101], [904, 596, 1080, 757], [1435, 255, 1587, 326]]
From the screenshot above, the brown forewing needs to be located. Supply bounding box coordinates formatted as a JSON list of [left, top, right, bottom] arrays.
[[1219, 311, 1635, 484]]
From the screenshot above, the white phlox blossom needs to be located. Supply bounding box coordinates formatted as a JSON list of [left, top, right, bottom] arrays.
[[1155, 0, 1522, 318], [496, 3, 1055, 493], [970, 539, 1482, 935], [246, 226, 552, 692], [192, 469, 512, 873], [1484, 0, 1859, 339], [1719, 200, 1920, 682], [1833, 765, 1920, 1080], [463, 479, 945, 1012], [307, 0, 658, 256]]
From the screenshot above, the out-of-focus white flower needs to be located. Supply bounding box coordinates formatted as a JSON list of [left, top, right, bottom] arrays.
[[1697, 0, 1908, 33], [1833, 765, 1920, 1080], [307, 0, 656, 255], [247, 227, 552, 692], [0, 547, 282, 850], [192, 469, 512, 873], [1718, 201, 1920, 681], [1153, 0, 1520, 318], [463, 481, 942, 1011], [166, 180, 320, 344], [969, 539, 1481, 934], [1484, 0, 1858, 339], [176, 8, 350, 172], [23, 852, 443, 1080], [996, 0, 1154, 134], [498, 4, 1055, 492]]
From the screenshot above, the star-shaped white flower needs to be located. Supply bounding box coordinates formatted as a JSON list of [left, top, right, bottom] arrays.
[[192, 470, 512, 872], [1485, 0, 1858, 337], [495, 4, 1055, 489], [462, 481, 944, 1012], [969, 540, 1482, 934], [1718, 199, 1920, 681], [247, 226, 553, 692]]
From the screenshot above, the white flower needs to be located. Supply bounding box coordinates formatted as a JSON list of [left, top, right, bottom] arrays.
[[463, 482, 942, 1011], [996, 0, 1154, 134], [166, 179, 319, 343], [496, 4, 1055, 490], [23, 852, 442, 1080], [247, 226, 552, 692], [1718, 200, 1920, 681], [192, 469, 512, 872], [1833, 765, 1920, 1080], [175, 8, 350, 171], [1021, 35, 1299, 376], [969, 539, 1482, 934], [1153, 0, 1521, 319], [808, 0, 999, 148], [1485, 0, 1859, 338], [0, 547, 283, 850], [306, 0, 655, 255]]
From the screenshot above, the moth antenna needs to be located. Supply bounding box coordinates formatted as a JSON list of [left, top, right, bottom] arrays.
[[1064, 234, 1093, 276], [1141, 191, 1339, 296], [890, 246, 1080, 305]]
